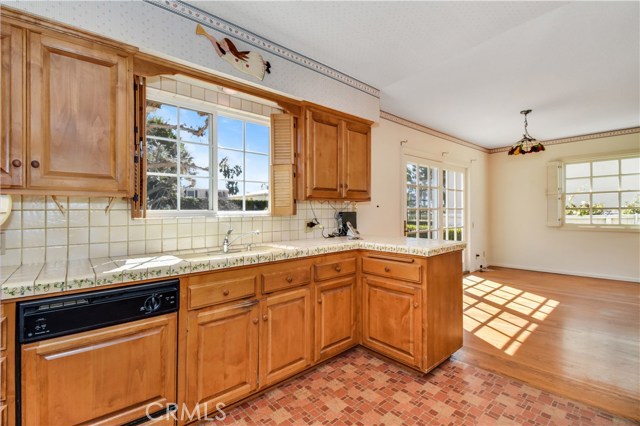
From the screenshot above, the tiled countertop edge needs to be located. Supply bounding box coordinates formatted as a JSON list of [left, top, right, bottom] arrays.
[[1, 239, 466, 300]]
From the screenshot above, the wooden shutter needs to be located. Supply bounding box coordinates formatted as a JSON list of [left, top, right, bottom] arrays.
[[546, 161, 563, 227], [131, 75, 147, 218], [270, 114, 296, 216]]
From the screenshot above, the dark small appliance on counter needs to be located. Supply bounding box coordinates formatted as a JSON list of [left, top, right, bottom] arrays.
[[336, 211, 357, 236]]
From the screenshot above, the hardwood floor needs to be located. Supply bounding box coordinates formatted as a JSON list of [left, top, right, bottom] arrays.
[[453, 267, 640, 421]]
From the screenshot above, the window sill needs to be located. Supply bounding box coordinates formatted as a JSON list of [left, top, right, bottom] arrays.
[[146, 210, 271, 219], [561, 224, 640, 233]]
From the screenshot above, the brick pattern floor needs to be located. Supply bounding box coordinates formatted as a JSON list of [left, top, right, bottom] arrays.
[[209, 348, 634, 426]]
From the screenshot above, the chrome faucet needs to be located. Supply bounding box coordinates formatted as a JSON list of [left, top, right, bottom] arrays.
[[222, 228, 260, 253]]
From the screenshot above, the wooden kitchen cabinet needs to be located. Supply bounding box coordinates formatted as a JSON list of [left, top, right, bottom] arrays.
[[21, 314, 177, 426], [185, 299, 259, 416], [301, 106, 371, 201], [314, 276, 357, 361], [362, 275, 422, 368], [0, 8, 136, 196], [0, 23, 25, 188], [259, 286, 313, 388], [27, 30, 132, 195]]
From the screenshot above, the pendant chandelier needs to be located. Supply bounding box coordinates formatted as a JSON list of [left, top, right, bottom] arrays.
[[508, 109, 545, 155]]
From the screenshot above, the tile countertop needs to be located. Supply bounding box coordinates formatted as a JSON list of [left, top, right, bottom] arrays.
[[0, 237, 466, 300]]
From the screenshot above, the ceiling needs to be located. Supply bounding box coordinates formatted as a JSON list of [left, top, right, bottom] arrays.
[[190, 1, 639, 149]]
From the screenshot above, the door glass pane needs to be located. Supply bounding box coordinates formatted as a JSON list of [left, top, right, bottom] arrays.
[[406, 164, 417, 185], [406, 186, 417, 208], [418, 166, 430, 186]]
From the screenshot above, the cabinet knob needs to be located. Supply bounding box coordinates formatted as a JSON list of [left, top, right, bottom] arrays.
[[384, 266, 390, 272], [252, 318, 259, 324], [286, 276, 293, 283], [413, 302, 419, 309], [317, 298, 322, 304], [222, 289, 230, 296], [11, 159, 21, 168], [30, 160, 40, 168], [262, 314, 268, 321], [335, 265, 342, 272]]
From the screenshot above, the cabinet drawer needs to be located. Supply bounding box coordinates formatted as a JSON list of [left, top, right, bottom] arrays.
[[314, 257, 357, 281], [189, 276, 256, 310], [362, 256, 422, 283], [262, 267, 311, 293]]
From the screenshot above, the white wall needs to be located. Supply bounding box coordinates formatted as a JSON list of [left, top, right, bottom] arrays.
[[488, 133, 640, 282], [357, 119, 490, 272], [6, 1, 379, 121]]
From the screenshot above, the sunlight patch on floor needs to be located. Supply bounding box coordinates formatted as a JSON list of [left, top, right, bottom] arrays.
[[462, 275, 559, 356]]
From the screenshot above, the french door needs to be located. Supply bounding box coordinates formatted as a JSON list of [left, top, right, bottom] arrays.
[[404, 156, 466, 244]]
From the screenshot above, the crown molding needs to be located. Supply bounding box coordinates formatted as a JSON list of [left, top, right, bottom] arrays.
[[144, 0, 380, 98], [379, 111, 489, 153], [489, 127, 640, 154]]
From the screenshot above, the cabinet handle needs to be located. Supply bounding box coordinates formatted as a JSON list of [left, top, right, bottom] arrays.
[[286, 276, 293, 283], [368, 255, 416, 264], [413, 302, 419, 309], [262, 314, 268, 321], [30, 160, 40, 168], [252, 318, 259, 324], [384, 267, 391, 272], [222, 289, 230, 296], [11, 159, 21, 168], [317, 298, 322, 304], [335, 265, 342, 272]]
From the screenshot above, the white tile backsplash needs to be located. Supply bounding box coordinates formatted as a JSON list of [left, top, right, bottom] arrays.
[[0, 195, 353, 265]]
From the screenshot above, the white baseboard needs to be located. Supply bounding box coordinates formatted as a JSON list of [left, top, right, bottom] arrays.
[[484, 262, 640, 283]]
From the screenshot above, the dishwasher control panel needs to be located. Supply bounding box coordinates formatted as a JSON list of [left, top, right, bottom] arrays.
[[18, 280, 179, 343]]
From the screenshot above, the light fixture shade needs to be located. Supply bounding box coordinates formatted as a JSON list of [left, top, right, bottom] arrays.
[[508, 110, 545, 155]]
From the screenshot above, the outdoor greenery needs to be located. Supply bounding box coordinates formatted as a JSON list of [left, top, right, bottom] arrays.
[[146, 109, 250, 211]]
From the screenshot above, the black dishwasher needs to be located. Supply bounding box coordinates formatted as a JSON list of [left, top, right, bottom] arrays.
[[16, 279, 180, 425]]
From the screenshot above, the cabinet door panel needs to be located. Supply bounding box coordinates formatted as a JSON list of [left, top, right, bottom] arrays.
[[186, 301, 259, 415], [28, 32, 130, 194], [21, 314, 176, 426], [343, 121, 371, 200], [260, 287, 312, 387], [315, 277, 357, 361], [305, 110, 341, 199], [362, 276, 422, 367], [0, 24, 24, 188]]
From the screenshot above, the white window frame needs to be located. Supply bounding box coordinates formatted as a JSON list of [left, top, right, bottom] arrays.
[[559, 151, 640, 232], [145, 88, 271, 218], [402, 154, 468, 243]]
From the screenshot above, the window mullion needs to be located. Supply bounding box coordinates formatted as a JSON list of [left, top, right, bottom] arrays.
[[176, 106, 182, 211]]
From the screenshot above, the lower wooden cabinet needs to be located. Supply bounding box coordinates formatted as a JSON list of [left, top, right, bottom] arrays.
[[259, 286, 313, 388], [20, 314, 177, 426], [185, 300, 259, 416], [314, 277, 357, 361], [361, 276, 422, 368]]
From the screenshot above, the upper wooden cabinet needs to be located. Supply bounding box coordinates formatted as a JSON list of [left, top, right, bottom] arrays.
[[0, 24, 25, 188], [27, 31, 132, 195], [300, 106, 371, 201], [0, 10, 136, 196]]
